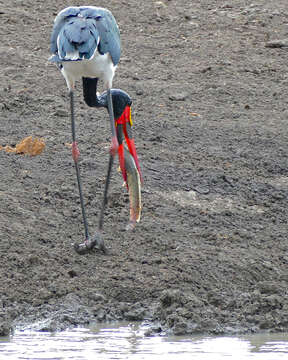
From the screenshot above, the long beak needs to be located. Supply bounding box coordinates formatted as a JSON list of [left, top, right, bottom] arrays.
[[124, 147, 141, 229], [125, 136, 142, 184], [107, 88, 119, 156], [117, 142, 126, 183], [116, 105, 143, 185]]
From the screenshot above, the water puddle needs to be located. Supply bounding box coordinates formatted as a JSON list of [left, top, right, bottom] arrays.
[[0, 322, 288, 359]]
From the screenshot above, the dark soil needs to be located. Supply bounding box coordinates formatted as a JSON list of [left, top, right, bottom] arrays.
[[1, 0, 288, 336]]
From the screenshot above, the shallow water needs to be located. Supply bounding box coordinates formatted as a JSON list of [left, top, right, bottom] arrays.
[[0, 323, 288, 360]]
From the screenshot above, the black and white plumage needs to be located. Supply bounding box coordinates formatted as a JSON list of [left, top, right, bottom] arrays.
[[49, 6, 125, 253], [50, 6, 121, 90], [49, 6, 142, 254]]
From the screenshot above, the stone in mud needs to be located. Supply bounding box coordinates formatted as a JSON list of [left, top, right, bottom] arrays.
[[0, 321, 11, 336]]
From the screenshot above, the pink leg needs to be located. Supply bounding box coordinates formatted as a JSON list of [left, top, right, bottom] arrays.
[[72, 141, 80, 163], [110, 135, 119, 157]]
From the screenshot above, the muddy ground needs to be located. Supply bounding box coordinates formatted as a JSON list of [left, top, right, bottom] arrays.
[[0, 0, 288, 336]]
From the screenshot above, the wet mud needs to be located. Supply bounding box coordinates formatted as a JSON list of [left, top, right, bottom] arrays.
[[0, 0, 288, 336]]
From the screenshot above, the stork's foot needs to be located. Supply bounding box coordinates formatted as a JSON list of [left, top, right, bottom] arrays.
[[73, 233, 107, 255]]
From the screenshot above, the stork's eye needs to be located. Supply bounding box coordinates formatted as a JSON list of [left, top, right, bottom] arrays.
[[95, 16, 102, 21]]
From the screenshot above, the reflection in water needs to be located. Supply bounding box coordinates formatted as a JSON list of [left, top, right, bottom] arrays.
[[243, 332, 288, 354], [0, 322, 287, 360]]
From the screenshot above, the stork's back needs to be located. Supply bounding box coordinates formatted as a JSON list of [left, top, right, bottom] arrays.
[[50, 6, 121, 65]]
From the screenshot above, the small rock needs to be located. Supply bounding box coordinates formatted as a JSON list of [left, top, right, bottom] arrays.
[[87, 292, 106, 302], [68, 270, 77, 278], [0, 102, 8, 110], [144, 325, 162, 336], [200, 66, 212, 73], [160, 290, 174, 307], [259, 314, 274, 329], [54, 109, 68, 117], [169, 92, 188, 101], [125, 308, 145, 321], [257, 281, 281, 294], [38, 319, 58, 332], [173, 320, 188, 336], [0, 322, 11, 336], [265, 39, 288, 48]]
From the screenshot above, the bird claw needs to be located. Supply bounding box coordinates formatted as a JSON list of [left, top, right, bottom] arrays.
[[73, 233, 107, 255]]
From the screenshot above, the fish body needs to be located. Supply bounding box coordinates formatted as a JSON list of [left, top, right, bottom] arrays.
[[124, 148, 141, 229]]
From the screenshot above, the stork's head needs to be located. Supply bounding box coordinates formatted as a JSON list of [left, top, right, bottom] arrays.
[[99, 89, 142, 185], [99, 89, 132, 120]]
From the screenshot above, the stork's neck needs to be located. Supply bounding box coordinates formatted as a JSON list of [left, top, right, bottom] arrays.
[[82, 77, 106, 108]]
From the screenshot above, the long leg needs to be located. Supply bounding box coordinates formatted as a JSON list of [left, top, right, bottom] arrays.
[[74, 84, 117, 251], [98, 154, 114, 231], [69, 90, 89, 240], [82, 79, 116, 232], [70, 90, 106, 254], [107, 88, 118, 156], [96, 89, 118, 231]]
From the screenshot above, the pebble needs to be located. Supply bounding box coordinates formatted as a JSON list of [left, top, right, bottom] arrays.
[[54, 109, 68, 117], [169, 92, 188, 101], [265, 39, 288, 48]]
